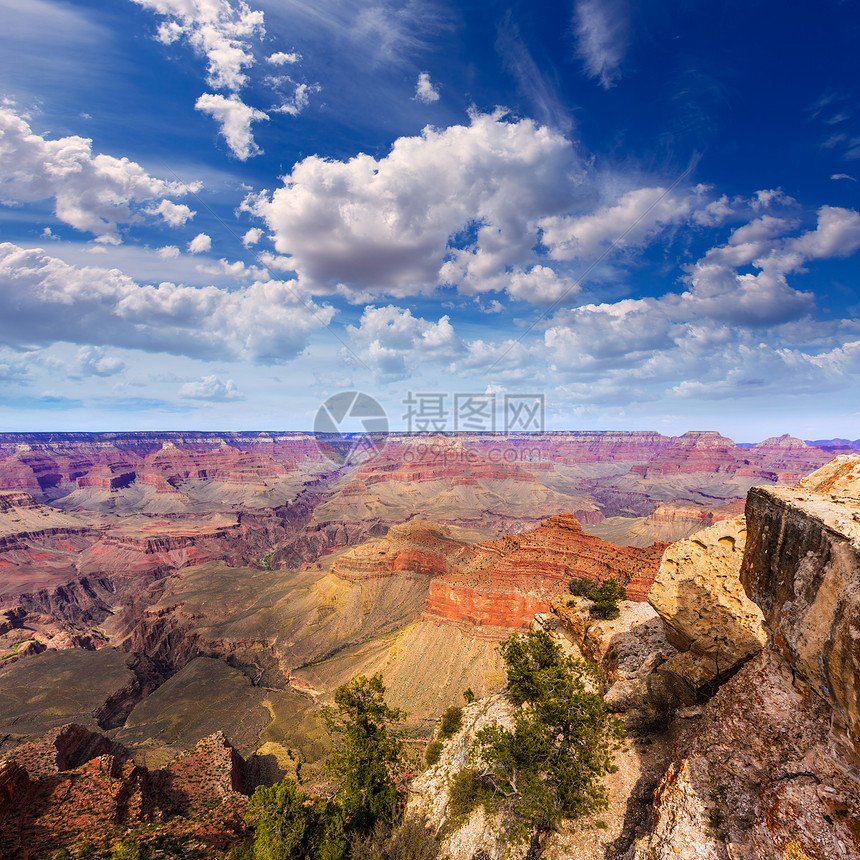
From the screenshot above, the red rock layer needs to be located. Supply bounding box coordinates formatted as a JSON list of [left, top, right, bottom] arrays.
[[424, 581, 551, 631], [425, 513, 666, 629]]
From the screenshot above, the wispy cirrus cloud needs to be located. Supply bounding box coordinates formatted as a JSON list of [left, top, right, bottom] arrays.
[[496, 11, 571, 131], [572, 0, 631, 89]]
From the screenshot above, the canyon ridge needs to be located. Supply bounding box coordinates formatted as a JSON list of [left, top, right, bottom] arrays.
[[0, 431, 857, 859]]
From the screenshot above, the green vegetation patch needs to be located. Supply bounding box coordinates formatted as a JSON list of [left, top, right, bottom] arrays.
[[455, 628, 624, 842]]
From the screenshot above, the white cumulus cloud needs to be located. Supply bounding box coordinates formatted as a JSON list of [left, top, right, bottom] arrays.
[[187, 232, 212, 254], [267, 50, 301, 65], [347, 305, 463, 379], [242, 227, 263, 247], [74, 346, 126, 377], [179, 374, 243, 400], [147, 198, 196, 227], [245, 110, 584, 298], [0, 242, 335, 364], [539, 186, 694, 262], [414, 72, 440, 104], [0, 105, 198, 241], [132, 0, 265, 92], [271, 82, 319, 117], [195, 92, 268, 159]]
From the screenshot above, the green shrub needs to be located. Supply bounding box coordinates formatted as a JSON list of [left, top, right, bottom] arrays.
[[77, 840, 96, 860], [568, 577, 594, 597], [245, 777, 343, 860], [462, 688, 475, 704], [424, 740, 443, 766], [588, 579, 627, 619], [243, 673, 407, 860], [439, 706, 462, 739], [469, 629, 624, 840], [320, 673, 406, 834], [447, 769, 488, 826], [109, 837, 149, 860], [226, 841, 255, 860]]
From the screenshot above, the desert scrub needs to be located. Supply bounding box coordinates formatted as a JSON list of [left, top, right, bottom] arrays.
[[351, 818, 441, 860], [439, 706, 463, 739], [568, 577, 594, 597], [447, 768, 489, 826], [424, 740, 443, 766]]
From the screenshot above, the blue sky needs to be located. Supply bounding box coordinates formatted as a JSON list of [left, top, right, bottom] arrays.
[[1, 0, 859, 439]]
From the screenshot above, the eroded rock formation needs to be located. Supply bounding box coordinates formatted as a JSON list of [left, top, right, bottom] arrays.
[[741, 462, 860, 778], [649, 516, 766, 688], [0, 726, 248, 859], [632, 456, 860, 858]]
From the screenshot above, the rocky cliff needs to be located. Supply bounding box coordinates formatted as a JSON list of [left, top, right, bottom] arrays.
[[631, 456, 860, 858], [740, 480, 860, 779]]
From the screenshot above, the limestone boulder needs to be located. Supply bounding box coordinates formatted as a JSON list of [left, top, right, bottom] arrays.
[[649, 516, 766, 689], [551, 595, 676, 684]]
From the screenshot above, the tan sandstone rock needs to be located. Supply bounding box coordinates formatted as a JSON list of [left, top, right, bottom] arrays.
[[649, 516, 766, 688], [406, 694, 525, 860], [551, 595, 675, 684], [795, 453, 860, 497]]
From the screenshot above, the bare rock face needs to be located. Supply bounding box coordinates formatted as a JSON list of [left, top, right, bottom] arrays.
[[740, 466, 860, 776], [551, 595, 675, 684], [632, 649, 860, 860], [649, 516, 766, 689]]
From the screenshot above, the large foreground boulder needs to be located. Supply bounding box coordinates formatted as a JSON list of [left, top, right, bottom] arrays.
[[648, 516, 766, 689]]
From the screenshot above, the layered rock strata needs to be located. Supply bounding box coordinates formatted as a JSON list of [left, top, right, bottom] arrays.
[[633, 457, 860, 858]]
